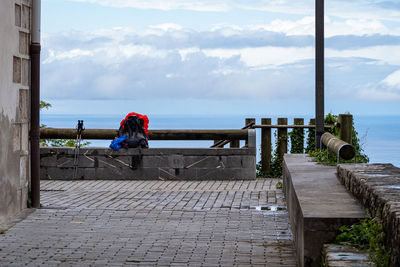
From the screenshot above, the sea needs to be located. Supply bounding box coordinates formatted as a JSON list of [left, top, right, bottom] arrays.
[[41, 114, 400, 167]]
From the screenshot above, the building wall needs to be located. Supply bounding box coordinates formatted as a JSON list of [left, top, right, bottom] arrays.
[[0, 0, 31, 224]]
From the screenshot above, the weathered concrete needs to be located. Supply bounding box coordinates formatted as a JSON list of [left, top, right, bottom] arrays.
[[0, 179, 297, 266], [40, 147, 257, 180], [337, 164, 400, 266], [323, 244, 374, 266], [0, 0, 31, 225], [283, 154, 365, 267]]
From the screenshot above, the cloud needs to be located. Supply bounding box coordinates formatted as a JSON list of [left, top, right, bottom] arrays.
[[382, 69, 400, 87], [41, 25, 400, 104], [326, 45, 400, 65], [326, 35, 400, 50], [254, 16, 398, 37], [71, 0, 230, 12], [375, 1, 400, 10], [67, 0, 400, 23], [357, 70, 400, 102]]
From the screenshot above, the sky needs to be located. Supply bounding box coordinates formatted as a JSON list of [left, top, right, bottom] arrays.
[[40, 0, 400, 116]]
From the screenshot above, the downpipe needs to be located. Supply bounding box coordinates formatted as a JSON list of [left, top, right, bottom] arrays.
[[30, 0, 41, 208]]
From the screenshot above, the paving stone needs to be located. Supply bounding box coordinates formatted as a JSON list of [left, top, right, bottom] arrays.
[[0, 179, 297, 266]]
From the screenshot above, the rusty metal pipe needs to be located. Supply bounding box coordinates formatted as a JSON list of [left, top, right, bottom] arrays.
[[40, 128, 248, 141], [321, 132, 355, 160]]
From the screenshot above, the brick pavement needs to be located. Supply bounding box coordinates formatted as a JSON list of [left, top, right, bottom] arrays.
[[0, 179, 297, 266]]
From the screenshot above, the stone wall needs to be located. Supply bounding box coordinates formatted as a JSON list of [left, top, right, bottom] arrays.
[[337, 164, 400, 266], [0, 0, 31, 225], [40, 147, 257, 180]]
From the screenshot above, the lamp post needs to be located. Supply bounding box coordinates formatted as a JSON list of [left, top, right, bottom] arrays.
[[315, 0, 324, 149]]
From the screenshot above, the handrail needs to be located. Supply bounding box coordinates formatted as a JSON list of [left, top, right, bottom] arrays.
[[253, 124, 334, 129], [210, 121, 255, 148], [40, 128, 248, 141]]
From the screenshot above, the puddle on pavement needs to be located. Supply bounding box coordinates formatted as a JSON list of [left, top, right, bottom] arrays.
[[253, 206, 286, 211], [377, 185, 400, 189], [362, 173, 391, 178]]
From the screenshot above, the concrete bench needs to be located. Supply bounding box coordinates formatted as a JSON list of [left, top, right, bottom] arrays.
[[283, 154, 365, 267]]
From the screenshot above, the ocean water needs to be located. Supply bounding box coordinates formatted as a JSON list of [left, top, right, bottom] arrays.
[[41, 114, 400, 167]]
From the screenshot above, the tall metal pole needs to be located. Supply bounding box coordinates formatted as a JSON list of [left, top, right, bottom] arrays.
[[315, 0, 324, 149], [30, 0, 41, 208]]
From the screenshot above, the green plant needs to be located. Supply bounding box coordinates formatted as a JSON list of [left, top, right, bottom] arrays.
[[308, 113, 369, 165], [40, 100, 90, 148], [305, 119, 315, 153], [269, 131, 285, 177], [275, 181, 283, 189], [289, 120, 304, 154], [324, 113, 339, 136], [40, 101, 52, 110], [335, 214, 390, 266], [40, 138, 91, 148]]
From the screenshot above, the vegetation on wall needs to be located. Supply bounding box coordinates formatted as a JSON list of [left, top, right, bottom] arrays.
[[335, 213, 390, 266], [309, 113, 368, 166]]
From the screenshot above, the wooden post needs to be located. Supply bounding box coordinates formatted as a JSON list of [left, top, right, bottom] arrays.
[[277, 118, 288, 161], [230, 140, 239, 148], [338, 114, 353, 144], [291, 118, 304, 153], [245, 118, 256, 147], [261, 118, 271, 174]]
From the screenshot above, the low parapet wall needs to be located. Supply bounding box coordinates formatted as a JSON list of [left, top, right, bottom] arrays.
[[40, 147, 256, 180], [283, 154, 365, 267], [337, 164, 400, 266]]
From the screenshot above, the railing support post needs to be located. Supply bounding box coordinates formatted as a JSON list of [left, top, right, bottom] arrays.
[[261, 118, 271, 174], [338, 114, 353, 144], [245, 118, 255, 147], [230, 140, 239, 148], [277, 118, 288, 162]]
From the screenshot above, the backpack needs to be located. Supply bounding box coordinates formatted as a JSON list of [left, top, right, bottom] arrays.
[[115, 115, 149, 149]]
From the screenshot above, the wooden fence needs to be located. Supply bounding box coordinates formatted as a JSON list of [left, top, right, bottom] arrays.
[[213, 114, 353, 174]]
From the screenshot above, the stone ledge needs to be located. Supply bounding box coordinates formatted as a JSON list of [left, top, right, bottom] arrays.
[[337, 164, 400, 266], [323, 244, 374, 267], [283, 154, 365, 267], [41, 147, 256, 156]]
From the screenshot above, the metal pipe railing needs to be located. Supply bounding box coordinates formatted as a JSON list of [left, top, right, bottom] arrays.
[[253, 124, 334, 129], [321, 132, 355, 161]]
